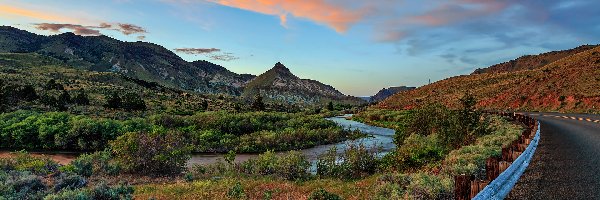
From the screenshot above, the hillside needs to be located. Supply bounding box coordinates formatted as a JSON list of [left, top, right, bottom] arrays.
[[472, 45, 598, 74], [378, 45, 600, 113], [370, 86, 415, 102], [243, 62, 364, 105], [0, 26, 253, 95], [0, 53, 246, 118]]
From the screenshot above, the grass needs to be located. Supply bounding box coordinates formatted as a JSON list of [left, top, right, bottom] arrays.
[[134, 176, 380, 200]]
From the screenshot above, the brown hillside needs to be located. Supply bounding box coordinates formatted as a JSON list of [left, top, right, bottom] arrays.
[[472, 45, 598, 74], [378, 46, 600, 113]]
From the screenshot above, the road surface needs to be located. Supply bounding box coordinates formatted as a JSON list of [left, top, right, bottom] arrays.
[[507, 112, 600, 199]]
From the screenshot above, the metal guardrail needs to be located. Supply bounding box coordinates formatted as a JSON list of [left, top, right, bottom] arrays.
[[454, 112, 540, 200], [473, 122, 540, 200]]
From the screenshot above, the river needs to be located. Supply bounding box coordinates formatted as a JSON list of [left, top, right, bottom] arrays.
[[0, 114, 397, 169]]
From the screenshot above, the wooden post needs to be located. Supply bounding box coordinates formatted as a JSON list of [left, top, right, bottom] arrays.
[[499, 161, 511, 172], [486, 157, 500, 181], [454, 175, 471, 200]]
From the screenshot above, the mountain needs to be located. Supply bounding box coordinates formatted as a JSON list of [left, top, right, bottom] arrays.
[[370, 86, 415, 102], [243, 62, 365, 105], [0, 26, 254, 95], [378, 45, 600, 113], [472, 45, 598, 74]]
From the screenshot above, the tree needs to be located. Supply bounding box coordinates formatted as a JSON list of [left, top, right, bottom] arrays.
[[251, 95, 265, 111], [73, 90, 90, 105], [327, 102, 334, 111], [200, 100, 208, 111], [58, 90, 72, 104], [17, 85, 39, 101], [121, 92, 146, 111], [105, 92, 122, 109], [44, 79, 64, 90]]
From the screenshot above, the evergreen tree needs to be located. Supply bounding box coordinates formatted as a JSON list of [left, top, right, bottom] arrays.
[[200, 100, 209, 111], [17, 85, 38, 101], [105, 92, 122, 109], [44, 79, 64, 90], [327, 101, 334, 111], [73, 90, 90, 105], [251, 95, 265, 111], [122, 92, 146, 111], [58, 90, 72, 104]]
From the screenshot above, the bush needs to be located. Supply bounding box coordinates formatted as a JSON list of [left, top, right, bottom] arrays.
[[317, 144, 379, 179], [227, 182, 246, 199], [66, 117, 123, 150], [69, 150, 121, 177], [44, 189, 90, 200], [42, 182, 134, 200], [394, 134, 446, 170], [90, 182, 134, 200], [6, 151, 59, 175], [53, 173, 87, 192], [308, 188, 342, 200], [375, 173, 452, 200], [275, 151, 309, 181], [110, 130, 192, 175], [0, 171, 47, 199]]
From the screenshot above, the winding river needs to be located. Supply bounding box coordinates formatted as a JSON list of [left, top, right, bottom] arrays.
[[0, 115, 396, 169]]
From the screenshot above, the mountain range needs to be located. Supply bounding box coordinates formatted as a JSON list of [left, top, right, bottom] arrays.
[[0, 26, 363, 105], [378, 45, 600, 113]]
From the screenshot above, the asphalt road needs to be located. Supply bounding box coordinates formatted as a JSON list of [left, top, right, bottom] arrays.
[[507, 112, 600, 199]]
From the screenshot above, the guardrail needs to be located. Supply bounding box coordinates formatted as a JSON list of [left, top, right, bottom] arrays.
[[454, 112, 540, 200]]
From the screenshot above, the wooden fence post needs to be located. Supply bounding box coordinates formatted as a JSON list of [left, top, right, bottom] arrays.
[[454, 175, 471, 200]]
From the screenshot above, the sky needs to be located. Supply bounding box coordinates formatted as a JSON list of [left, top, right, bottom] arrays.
[[1, 0, 599, 96]]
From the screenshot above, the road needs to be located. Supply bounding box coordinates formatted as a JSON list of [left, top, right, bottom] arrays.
[[507, 112, 600, 199]]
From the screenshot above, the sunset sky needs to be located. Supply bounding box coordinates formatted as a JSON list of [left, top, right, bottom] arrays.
[[1, 0, 599, 96]]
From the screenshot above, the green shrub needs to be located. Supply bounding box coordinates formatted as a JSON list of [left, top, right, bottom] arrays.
[[404, 173, 453, 200], [44, 189, 91, 200], [0, 171, 47, 199], [227, 182, 246, 199], [308, 188, 342, 200], [394, 134, 446, 170], [70, 150, 121, 177], [53, 173, 87, 192], [90, 182, 134, 200], [317, 144, 379, 179], [110, 130, 192, 175], [275, 151, 309, 181], [6, 152, 60, 175]]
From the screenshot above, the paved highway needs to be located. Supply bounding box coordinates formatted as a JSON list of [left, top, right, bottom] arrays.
[[507, 112, 600, 199]]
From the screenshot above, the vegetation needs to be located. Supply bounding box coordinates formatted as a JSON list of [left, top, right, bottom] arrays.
[[0, 110, 356, 153], [0, 152, 133, 199]]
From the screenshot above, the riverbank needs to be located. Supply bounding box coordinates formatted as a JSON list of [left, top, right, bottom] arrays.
[[0, 115, 395, 169]]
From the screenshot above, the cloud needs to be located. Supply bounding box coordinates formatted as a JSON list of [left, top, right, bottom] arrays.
[[174, 48, 221, 54], [205, 0, 369, 33], [117, 23, 147, 35], [174, 47, 239, 61], [209, 52, 239, 61], [406, 0, 510, 26], [34, 23, 101, 36], [33, 22, 148, 38]]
